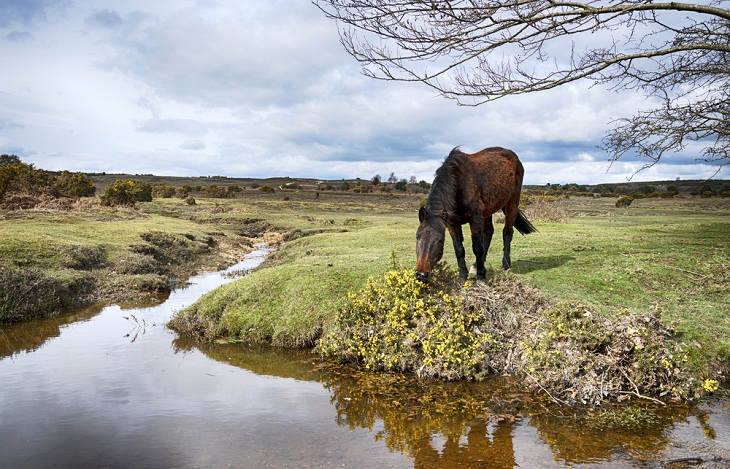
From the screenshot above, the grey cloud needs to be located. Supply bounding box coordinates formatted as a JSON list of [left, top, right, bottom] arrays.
[[97, 3, 350, 109], [180, 139, 206, 150], [0, 0, 69, 27], [3, 31, 34, 42], [0, 117, 23, 131], [86, 9, 123, 29], [136, 118, 209, 137]]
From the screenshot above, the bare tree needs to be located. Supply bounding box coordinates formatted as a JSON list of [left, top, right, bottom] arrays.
[[315, 0, 730, 171]]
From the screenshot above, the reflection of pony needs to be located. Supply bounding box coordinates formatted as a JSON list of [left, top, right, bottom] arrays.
[[416, 147, 536, 281]]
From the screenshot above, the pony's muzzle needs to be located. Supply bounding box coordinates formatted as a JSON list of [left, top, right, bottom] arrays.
[[415, 271, 430, 282]]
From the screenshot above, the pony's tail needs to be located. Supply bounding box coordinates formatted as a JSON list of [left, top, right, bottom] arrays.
[[514, 209, 537, 235]]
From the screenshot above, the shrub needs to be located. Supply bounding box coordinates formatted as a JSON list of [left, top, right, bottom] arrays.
[[184, 196, 196, 205], [259, 185, 276, 193], [152, 184, 176, 198], [100, 179, 153, 206], [0, 161, 55, 201], [616, 195, 634, 207], [319, 262, 716, 404], [177, 185, 192, 198], [319, 263, 489, 380], [203, 185, 229, 198], [55, 171, 96, 197]]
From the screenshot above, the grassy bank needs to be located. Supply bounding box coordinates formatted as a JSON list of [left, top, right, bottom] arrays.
[[171, 192, 729, 374], [0, 204, 256, 322]]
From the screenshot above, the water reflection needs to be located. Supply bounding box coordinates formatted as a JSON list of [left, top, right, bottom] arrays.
[[201, 343, 730, 468]]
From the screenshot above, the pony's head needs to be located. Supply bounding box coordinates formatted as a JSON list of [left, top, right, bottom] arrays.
[[415, 206, 446, 282]]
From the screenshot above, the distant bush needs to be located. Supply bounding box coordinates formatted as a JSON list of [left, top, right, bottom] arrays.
[[0, 161, 54, 200], [227, 185, 242, 195], [100, 179, 153, 206], [55, 170, 96, 197], [203, 185, 229, 198], [184, 196, 196, 205], [152, 184, 176, 198], [177, 185, 192, 198], [616, 195, 634, 208], [1, 155, 95, 204], [259, 185, 276, 193]]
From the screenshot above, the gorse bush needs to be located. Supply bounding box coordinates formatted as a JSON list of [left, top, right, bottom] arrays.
[[616, 195, 634, 207], [318, 259, 719, 403], [318, 261, 490, 380], [55, 170, 96, 197], [203, 185, 229, 198], [152, 184, 176, 198], [100, 179, 153, 206], [1, 156, 95, 203]]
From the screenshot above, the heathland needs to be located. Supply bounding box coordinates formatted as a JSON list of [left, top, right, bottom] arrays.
[[1, 168, 728, 402]]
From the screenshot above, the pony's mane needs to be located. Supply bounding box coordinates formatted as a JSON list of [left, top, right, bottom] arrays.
[[448, 146, 465, 157], [426, 148, 465, 216]]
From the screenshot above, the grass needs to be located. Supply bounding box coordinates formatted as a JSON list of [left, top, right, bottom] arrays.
[[511, 197, 730, 367]]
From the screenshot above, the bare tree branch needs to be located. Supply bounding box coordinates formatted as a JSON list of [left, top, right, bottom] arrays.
[[314, 0, 730, 171]]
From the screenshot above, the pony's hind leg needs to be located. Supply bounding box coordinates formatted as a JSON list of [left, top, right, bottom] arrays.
[[470, 216, 493, 280], [447, 223, 469, 280], [501, 199, 519, 269], [502, 225, 514, 269]]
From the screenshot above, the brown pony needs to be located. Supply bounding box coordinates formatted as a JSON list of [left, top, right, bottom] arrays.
[[416, 147, 536, 281]]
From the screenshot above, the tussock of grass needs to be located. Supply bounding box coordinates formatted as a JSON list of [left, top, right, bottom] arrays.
[[0, 266, 96, 322], [523, 194, 568, 222], [319, 264, 718, 405]]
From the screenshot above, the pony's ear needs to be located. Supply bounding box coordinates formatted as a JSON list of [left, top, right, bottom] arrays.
[[418, 206, 426, 222]]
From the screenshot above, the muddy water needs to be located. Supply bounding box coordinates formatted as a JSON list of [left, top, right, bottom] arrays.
[[1, 246, 728, 468]]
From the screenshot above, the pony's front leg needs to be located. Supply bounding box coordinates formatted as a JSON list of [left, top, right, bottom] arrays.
[[447, 224, 468, 280], [470, 217, 493, 280]]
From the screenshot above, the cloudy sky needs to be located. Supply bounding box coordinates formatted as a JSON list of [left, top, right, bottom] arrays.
[[0, 0, 722, 185]]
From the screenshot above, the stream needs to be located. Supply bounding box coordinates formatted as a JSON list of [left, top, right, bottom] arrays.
[[1, 245, 728, 468]]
